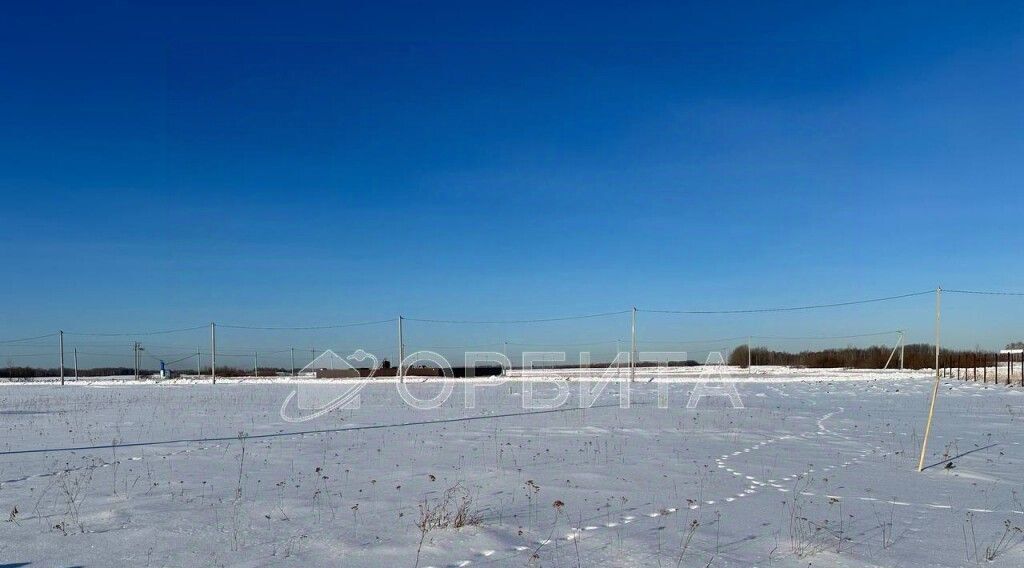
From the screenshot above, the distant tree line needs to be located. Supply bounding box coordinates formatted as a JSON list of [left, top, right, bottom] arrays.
[[526, 361, 699, 370], [0, 361, 707, 380], [727, 343, 1023, 370], [5, 343, 1022, 378], [208, 367, 288, 377], [0, 366, 289, 380], [1, 366, 142, 379]]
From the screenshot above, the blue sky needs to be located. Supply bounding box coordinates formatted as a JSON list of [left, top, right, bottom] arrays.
[[2, 2, 1023, 365]]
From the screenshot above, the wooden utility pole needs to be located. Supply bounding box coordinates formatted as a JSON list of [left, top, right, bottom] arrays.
[[918, 287, 941, 472], [630, 307, 637, 382], [210, 322, 217, 384], [59, 330, 65, 386], [899, 331, 905, 370], [398, 316, 405, 382]]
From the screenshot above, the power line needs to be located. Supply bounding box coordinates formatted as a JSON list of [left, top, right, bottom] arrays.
[[945, 289, 1024, 296], [256, 348, 293, 355], [509, 331, 899, 348], [508, 339, 619, 347], [753, 330, 902, 341], [75, 351, 145, 357], [409, 342, 504, 350], [0, 289, 952, 362], [165, 353, 198, 366], [132, 342, 288, 353], [143, 350, 197, 362], [0, 333, 58, 344], [65, 325, 208, 337], [3, 289, 938, 340], [0, 401, 642, 457], [218, 318, 397, 331], [641, 290, 933, 315], [405, 310, 631, 325], [639, 336, 749, 345]]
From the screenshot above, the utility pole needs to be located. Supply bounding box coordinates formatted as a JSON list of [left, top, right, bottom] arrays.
[[936, 288, 941, 379], [254, 351, 258, 378], [613, 339, 622, 378], [290, 347, 295, 376], [133, 341, 139, 380], [899, 330, 905, 370], [196, 347, 201, 376], [503, 341, 509, 374], [74, 347, 79, 380], [747, 336, 752, 373], [210, 322, 217, 384], [59, 330, 65, 386], [630, 307, 637, 383], [918, 287, 941, 472], [398, 316, 405, 382]]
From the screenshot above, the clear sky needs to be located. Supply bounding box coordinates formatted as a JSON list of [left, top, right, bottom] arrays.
[[2, 2, 1023, 366]]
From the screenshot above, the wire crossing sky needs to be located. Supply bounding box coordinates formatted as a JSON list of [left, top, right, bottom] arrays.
[[1, 2, 1023, 350]]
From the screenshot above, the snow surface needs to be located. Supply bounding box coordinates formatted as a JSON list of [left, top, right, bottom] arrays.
[[1, 367, 1022, 566]]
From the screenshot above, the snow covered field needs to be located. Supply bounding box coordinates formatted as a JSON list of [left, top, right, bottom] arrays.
[[1, 368, 1023, 566]]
